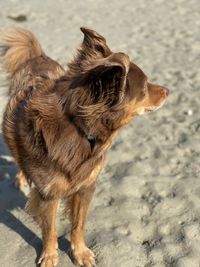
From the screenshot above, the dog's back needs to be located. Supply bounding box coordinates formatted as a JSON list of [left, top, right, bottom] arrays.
[[0, 29, 65, 165]]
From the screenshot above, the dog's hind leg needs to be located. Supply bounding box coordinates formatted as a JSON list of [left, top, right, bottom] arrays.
[[26, 188, 59, 267], [65, 183, 96, 267]]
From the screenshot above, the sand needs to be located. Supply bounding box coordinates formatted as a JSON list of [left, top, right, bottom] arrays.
[[0, 0, 200, 266]]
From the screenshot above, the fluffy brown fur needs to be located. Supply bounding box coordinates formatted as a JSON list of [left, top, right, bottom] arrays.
[[0, 27, 169, 267]]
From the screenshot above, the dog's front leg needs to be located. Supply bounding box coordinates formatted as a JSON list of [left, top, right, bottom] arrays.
[[67, 183, 96, 267], [26, 188, 59, 267]]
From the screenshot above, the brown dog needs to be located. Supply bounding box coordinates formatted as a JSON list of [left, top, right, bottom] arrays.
[[0, 27, 168, 267]]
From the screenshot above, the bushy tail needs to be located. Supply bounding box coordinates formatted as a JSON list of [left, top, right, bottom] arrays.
[[0, 28, 43, 74]]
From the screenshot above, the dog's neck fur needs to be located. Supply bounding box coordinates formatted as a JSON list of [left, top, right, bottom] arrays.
[[67, 99, 125, 146]]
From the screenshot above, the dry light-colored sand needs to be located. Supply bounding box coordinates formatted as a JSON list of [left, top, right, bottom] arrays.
[[0, 0, 200, 266]]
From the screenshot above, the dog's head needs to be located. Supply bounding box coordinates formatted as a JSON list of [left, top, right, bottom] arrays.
[[67, 27, 169, 130]]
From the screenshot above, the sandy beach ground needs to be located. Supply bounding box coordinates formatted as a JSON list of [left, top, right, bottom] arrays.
[[0, 0, 200, 266]]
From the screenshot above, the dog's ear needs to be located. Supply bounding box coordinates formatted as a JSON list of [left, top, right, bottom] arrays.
[[67, 28, 111, 80], [80, 27, 111, 57], [71, 52, 130, 107]]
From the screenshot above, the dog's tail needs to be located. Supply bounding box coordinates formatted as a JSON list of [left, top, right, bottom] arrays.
[[0, 28, 44, 74]]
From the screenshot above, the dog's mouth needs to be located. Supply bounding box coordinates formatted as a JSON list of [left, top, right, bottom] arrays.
[[144, 106, 158, 114], [144, 99, 167, 114], [144, 108, 154, 113]]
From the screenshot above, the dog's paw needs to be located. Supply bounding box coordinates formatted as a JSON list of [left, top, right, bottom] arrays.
[[38, 250, 59, 267], [72, 245, 95, 267]]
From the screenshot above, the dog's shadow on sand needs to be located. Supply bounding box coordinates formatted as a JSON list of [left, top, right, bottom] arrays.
[[0, 133, 74, 266]]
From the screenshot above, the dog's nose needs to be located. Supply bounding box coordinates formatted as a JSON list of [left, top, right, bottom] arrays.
[[163, 87, 169, 97]]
